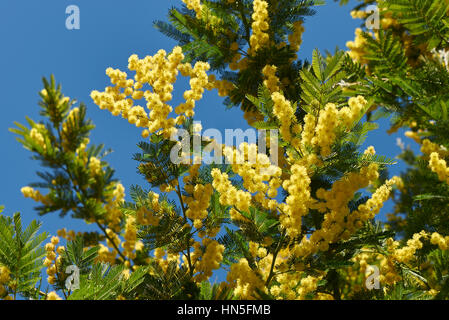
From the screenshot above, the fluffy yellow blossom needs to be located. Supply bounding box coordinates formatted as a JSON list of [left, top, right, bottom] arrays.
[[262, 65, 280, 93], [271, 92, 295, 143], [295, 163, 380, 257], [182, 0, 203, 19], [431, 232, 449, 250], [0, 266, 10, 285], [227, 258, 265, 299], [279, 164, 311, 237], [300, 113, 316, 148], [249, 0, 270, 55], [313, 103, 339, 157], [364, 146, 376, 155], [212, 79, 234, 97], [211, 168, 252, 214], [297, 275, 320, 299], [97, 244, 117, 264], [404, 130, 421, 144], [154, 248, 181, 272], [92, 46, 211, 139], [184, 183, 214, 221], [421, 139, 449, 158], [346, 28, 368, 63], [104, 182, 125, 231], [223, 143, 282, 206], [194, 239, 225, 281], [393, 231, 427, 264], [105, 228, 121, 249], [428, 152, 449, 184], [351, 10, 367, 19], [57, 228, 77, 241], [46, 291, 62, 300], [88, 156, 102, 176], [339, 96, 368, 128], [288, 21, 305, 53], [51, 236, 60, 245], [21, 186, 52, 206], [30, 127, 46, 151], [122, 216, 137, 259]]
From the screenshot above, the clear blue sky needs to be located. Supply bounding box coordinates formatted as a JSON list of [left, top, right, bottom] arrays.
[[0, 0, 416, 262]]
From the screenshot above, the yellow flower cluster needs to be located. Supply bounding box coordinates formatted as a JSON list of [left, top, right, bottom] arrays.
[[429, 152, 449, 184], [346, 28, 368, 63], [57, 228, 77, 241], [392, 231, 427, 264], [194, 239, 225, 282], [420, 139, 449, 158], [182, 0, 203, 19], [271, 92, 296, 143], [21, 186, 52, 206], [350, 10, 367, 19], [300, 113, 316, 148], [136, 193, 161, 226], [249, 0, 270, 55], [339, 96, 368, 128], [211, 168, 252, 214], [175, 61, 211, 118], [262, 65, 280, 93], [343, 251, 376, 293], [352, 177, 397, 222], [313, 103, 339, 157], [226, 258, 265, 299], [30, 126, 46, 151], [154, 248, 181, 272], [88, 156, 101, 176], [184, 183, 214, 224], [288, 21, 305, 53], [97, 244, 117, 265], [379, 231, 428, 285], [404, 130, 421, 144], [295, 164, 380, 257], [297, 275, 320, 300], [61, 107, 79, 150], [223, 143, 282, 211], [43, 236, 61, 285], [104, 182, 125, 231], [212, 78, 234, 97], [364, 146, 376, 155], [122, 216, 137, 259], [0, 265, 10, 298], [279, 164, 311, 237], [91, 47, 211, 139], [229, 53, 250, 72], [46, 291, 62, 300], [299, 96, 368, 158], [431, 232, 449, 250]]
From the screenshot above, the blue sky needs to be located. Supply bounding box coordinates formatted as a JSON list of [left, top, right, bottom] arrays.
[[0, 0, 417, 272]]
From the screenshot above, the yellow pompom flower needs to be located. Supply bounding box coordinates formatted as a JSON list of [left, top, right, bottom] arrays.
[[262, 65, 280, 93], [288, 21, 305, 53], [182, 0, 203, 19], [249, 0, 270, 55], [46, 291, 62, 300], [271, 92, 295, 143], [429, 152, 449, 184]]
